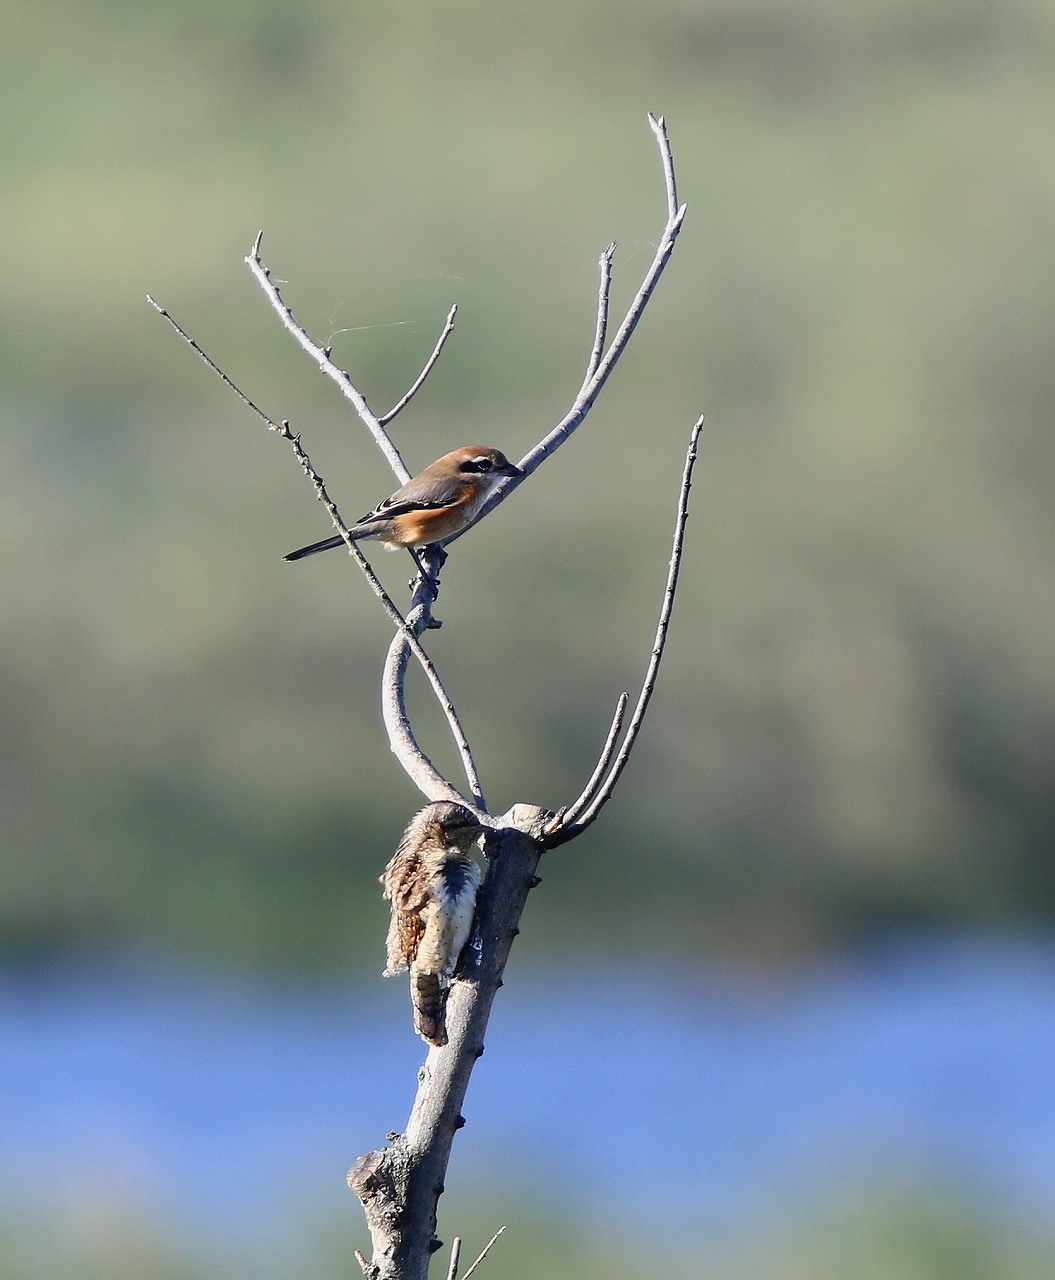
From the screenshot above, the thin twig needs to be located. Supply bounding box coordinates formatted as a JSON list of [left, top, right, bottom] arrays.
[[577, 241, 617, 397], [380, 304, 458, 426], [445, 1235, 462, 1280], [461, 1227, 507, 1280], [650, 110, 679, 218], [547, 416, 704, 845], [561, 692, 629, 825], [457, 114, 688, 533], [146, 296, 485, 807], [354, 1248, 372, 1279], [244, 231, 410, 483], [146, 295, 275, 424]]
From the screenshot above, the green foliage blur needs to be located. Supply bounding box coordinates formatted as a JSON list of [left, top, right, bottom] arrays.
[[5, 1174, 1055, 1280], [3, 0, 1054, 972]]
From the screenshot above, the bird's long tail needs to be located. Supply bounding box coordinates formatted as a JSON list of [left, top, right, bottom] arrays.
[[411, 969, 449, 1047], [283, 534, 347, 562]]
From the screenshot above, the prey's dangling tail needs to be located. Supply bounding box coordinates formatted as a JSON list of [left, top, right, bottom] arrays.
[[410, 967, 449, 1047]]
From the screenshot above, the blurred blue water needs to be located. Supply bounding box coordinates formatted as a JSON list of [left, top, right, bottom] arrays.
[[3, 933, 1054, 1239]]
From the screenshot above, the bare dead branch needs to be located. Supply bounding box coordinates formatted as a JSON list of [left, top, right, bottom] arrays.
[[461, 1226, 507, 1280], [519, 113, 686, 473], [576, 241, 617, 397], [244, 231, 411, 483], [239, 112, 686, 813], [546, 416, 704, 846], [146, 296, 485, 807], [464, 113, 688, 533], [380, 304, 459, 427], [560, 691, 629, 826]]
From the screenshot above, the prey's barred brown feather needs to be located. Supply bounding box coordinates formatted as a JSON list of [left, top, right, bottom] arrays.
[[380, 802, 485, 1047]]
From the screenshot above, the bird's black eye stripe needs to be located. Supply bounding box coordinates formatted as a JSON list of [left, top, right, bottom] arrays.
[[460, 456, 494, 473]]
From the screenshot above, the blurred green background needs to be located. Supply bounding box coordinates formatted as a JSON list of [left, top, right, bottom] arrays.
[[4, 0, 1055, 1275]]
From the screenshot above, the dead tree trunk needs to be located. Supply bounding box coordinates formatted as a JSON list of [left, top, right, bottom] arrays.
[[350, 814, 546, 1280]]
